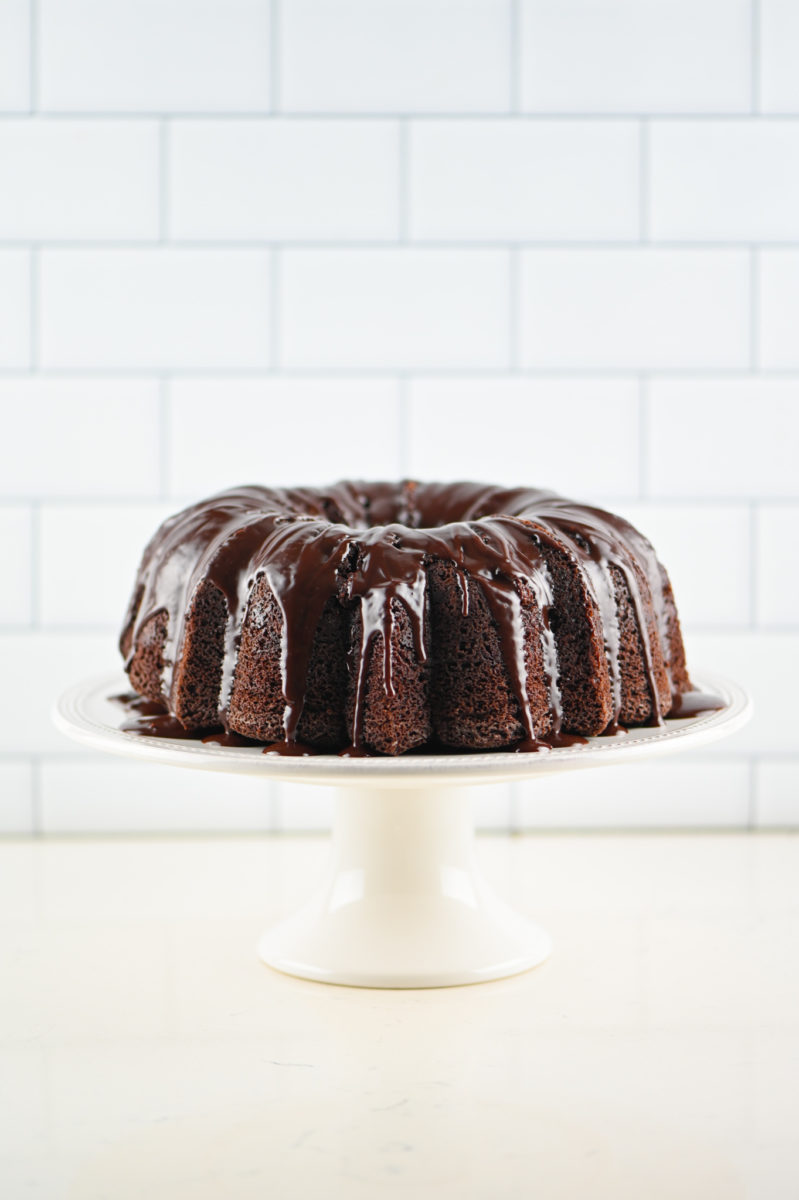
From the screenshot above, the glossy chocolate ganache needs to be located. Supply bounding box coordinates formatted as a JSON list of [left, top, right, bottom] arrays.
[[118, 481, 719, 756]]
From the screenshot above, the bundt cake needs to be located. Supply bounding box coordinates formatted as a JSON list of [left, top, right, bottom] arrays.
[[119, 480, 694, 755]]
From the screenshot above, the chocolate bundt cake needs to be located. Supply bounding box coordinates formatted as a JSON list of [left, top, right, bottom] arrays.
[[119, 480, 693, 755]]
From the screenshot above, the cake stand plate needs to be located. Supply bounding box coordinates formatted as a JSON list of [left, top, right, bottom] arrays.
[[54, 671, 751, 989]]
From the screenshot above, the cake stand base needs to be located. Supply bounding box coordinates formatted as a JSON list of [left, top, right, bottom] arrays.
[[54, 670, 751, 990], [258, 786, 551, 988]]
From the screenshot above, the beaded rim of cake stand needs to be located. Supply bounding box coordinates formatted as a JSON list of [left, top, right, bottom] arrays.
[[53, 670, 752, 784]]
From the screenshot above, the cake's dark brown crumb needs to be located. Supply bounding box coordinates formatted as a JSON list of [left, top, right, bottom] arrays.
[[348, 595, 432, 754], [541, 545, 614, 736], [610, 564, 670, 724], [226, 576, 294, 742], [228, 579, 350, 748], [659, 566, 692, 696], [127, 609, 168, 705], [426, 562, 550, 749], [294, 596, 350, 748], [171, 581, 227, 729]]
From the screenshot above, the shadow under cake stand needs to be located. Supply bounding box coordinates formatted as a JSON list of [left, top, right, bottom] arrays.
[[54, 671, 751, 990]]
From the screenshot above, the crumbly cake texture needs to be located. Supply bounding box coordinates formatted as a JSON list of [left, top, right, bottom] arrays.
[[120, 480, 691, 755]]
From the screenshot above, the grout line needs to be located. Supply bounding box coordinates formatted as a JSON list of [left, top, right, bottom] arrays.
[[1, 237, 793, 250], [31, 758, 43, 836], [270, 248, 281, 367], [750, 247, 760, 369], [159, 379, 170, 498], [28, 0, 38, 112], [638, 121, 650, 241], [398, 120, 409, 241], [28, 246, 40, 369], [5, 367, 799, 384], [749, 501, 759, 627], [3, 366, 799, 382], [9, 111, 799, 121], [29, 502, 40, 628], [510, 0, 521, 113], [751, 0, 761, 114], [270, 0, 281, 112], [638, 376, 649, 498], [508, 246, 521, 371], [158, 119, 169, 241]]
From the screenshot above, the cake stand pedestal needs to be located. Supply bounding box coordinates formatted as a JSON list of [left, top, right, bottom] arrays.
[[258, 785, 551, 987], [54, 671, 750, 989]]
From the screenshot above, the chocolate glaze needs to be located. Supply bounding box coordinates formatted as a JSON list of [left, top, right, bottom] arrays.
[[121, 712, 203, 739], [262, 740, 320, 757], [203, 730, 260, 747], [110, 692, 167, 718], [121, 481, 697, 754]]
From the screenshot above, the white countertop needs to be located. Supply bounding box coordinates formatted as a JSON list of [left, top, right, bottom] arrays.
[[1, 832, 798, 1199]]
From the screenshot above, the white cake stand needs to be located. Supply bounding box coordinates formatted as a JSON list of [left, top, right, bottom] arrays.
[[54, 671, 751, 989]]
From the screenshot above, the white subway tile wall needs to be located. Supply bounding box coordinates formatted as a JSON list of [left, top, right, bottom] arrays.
[[168, 119, 400, 241], [167, 379, 403, 493], [519, 0, 752, 113], [0, 119, 160, 240], [0, 0, 29, 112], [280, 249, 510, 368], [0, 250, 31, 367], [0, 0, 796, 833]]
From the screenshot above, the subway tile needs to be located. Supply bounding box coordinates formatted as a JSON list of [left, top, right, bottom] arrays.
[[520, 249, 749, 369], [517, 760, 750, 829], [681, 631, 799, 757], [168, 378, 401, 495], [0, 632, 115, 754], [409, 120, 638, 241], [651, 121, 799, 241], [0, 380, 160, 497], [756, 761, 799, 827], [407, 378, 639, 497], [39, 0, 271, 112], [0, 250, 30, 368], [757, 506, 799, 627], [0, 119, 159, 240], [520, 0, 751, 113], [40, 249, 271, 369], [647, 379, 799, 498], [615, 503, 752, 628], [0, 0, 30, 111], [0, 507, 32, 624], [0, 763, 34, 834], [39, 503, 176, 628], [281, 249, 509, 369], [760, 0, 799, 112], [279, 0, 510, 113], [273, 782, 334, 832], [759, 251, 799, 369], [40, 760, 274, 833], [169, 119, 399, 241]]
